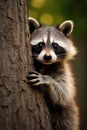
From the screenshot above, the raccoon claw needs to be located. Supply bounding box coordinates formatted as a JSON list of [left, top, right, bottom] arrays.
[[27, 71, 42, 86], [29, 80, 40, 86], [28, 71, 39, 76]]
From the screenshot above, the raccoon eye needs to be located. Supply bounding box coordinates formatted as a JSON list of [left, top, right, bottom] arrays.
[[38, 42, 45, 48], [52, 42, 59, 49]]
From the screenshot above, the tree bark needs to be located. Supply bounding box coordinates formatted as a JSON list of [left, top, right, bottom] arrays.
[[0, 0, 52, 130]]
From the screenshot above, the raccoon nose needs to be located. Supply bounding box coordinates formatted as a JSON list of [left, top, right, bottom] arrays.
[[44, 54, 52, 61]]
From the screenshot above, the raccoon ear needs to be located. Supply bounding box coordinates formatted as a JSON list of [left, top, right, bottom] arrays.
[[28, 17, 40, 33], [59, 20, 74, 36]]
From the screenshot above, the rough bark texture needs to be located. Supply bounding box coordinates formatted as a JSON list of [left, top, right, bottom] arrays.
[[0, 0, 51, 130]]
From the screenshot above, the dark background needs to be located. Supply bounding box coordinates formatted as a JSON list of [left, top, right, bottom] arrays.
[[29, 0, 87, 129]]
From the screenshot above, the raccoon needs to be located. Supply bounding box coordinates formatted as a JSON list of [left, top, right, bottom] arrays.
[[27, 17, 79, 130]]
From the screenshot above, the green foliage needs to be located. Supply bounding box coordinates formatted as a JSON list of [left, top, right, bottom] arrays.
[[28, 0, 87, 37]]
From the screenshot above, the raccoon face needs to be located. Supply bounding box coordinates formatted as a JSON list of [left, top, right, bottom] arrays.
[[28, 17, 77, 65]]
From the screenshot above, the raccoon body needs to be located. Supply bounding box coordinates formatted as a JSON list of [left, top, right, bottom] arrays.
[[27, 17, 79, 130]]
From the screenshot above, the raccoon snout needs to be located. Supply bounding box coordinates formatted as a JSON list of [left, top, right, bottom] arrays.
[[44, 54, 52, 61]]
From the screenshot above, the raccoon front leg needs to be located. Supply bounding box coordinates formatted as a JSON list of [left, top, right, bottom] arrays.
[[27, 71, 71, 106]]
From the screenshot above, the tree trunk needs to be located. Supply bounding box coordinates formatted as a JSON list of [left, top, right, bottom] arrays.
[[0, 0, 52, 130]]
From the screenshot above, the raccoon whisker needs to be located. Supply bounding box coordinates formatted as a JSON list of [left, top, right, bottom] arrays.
[[57, 53, 66, 57], [32, 53, 38, 57], [32, 55, 38, 57]]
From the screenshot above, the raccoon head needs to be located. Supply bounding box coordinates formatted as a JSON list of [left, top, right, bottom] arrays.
[[28, 17, 77, 65]]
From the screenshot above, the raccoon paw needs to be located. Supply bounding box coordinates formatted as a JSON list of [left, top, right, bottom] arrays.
[[27, 71, 46, 86]]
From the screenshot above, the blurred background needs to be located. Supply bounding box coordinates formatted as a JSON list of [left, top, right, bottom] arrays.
[[28, 0, 87, 129]]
